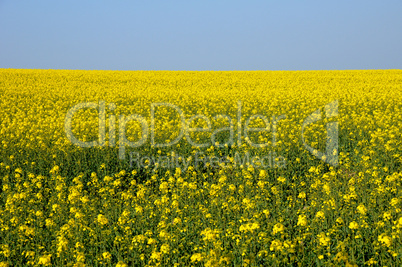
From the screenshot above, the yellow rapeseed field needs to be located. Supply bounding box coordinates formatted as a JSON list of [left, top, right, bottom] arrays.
[[0, 69, 401, 266]]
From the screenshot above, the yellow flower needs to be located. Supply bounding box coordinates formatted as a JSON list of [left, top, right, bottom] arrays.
[[147, 238, 157, 245], [45, 219, 54, 227], [378, 234, 392, 247], [49, 165, 59, 174], [322, 183, 330, 195], [270, 239, 283, 251], [242, 198, 255, 209], [263, 209, 270, 217], [102, 252, 112, 260], [298, 192, 306, 199], [239, 222, 260, 233], [383, 211, 392, 221], [390, 198, 399, 207], [97, 214, 109, 225], [297, 215, 308, 227], [318, 232, 331, 246], [191, 253, 203, 262], [272, 223, 285, 235], [365, 258, 378, 266], [396, 217, 402, 228], [201, 228, 220, 241], [356, 204, 367, 215], [35, 210, 43, 217], [116, 261, 127, 267], [173, 218, 182, 225], [159, 181, 169, 192], [160, 244, 170, 254], [315, 211, 325, 220], [38, 254, 52, 266], [277, 176, 286, 183], [349, 221, 359, 230], [135, 205, 143, 214], [228, 184, 236, 191], [150, 251, 161, 261], [24, 251, 35, 258]]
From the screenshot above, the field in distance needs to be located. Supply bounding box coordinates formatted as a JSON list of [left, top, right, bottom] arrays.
[[0, 69, 401, 266]]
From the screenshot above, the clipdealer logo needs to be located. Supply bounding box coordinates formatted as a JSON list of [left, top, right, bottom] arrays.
[[64, 100, 338, 168]]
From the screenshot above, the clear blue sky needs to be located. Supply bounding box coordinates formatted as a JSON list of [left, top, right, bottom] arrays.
[[1, 0, 401, 70]]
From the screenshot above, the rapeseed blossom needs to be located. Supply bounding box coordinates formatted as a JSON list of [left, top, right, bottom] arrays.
[[0, 69, 401, 265]]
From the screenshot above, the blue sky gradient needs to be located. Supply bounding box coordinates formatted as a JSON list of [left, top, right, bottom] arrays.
[[0, 0, 401, 70]]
